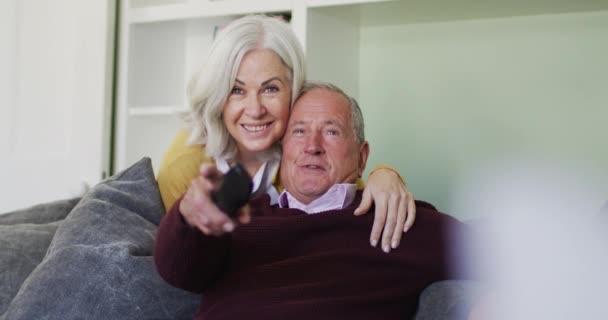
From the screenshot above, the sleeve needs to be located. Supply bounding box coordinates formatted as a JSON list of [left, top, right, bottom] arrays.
[[157, 130, 212, 211], [154, 198, 231, 294]]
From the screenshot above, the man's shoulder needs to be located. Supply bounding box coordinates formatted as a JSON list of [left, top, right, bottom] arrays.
[[408, 200, 467, 239], [415, 200, 438, 211]]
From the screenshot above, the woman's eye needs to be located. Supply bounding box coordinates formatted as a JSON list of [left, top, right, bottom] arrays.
[[264, 86, 279, 94], [231, 87, 244, 95], [292, 128, 304, 135], [326, 130, 338, 136]]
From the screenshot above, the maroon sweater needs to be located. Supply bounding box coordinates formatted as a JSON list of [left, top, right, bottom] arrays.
[[154, 193, 468, 320]]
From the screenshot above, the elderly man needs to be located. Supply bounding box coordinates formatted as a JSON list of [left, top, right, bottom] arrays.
[[154, 81, 469, 319]]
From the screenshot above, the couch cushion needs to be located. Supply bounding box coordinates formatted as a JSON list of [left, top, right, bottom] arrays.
[[2, 158, 199, 320], [0, 198, 80, 225], [414, 280, 483, 320], [0, 198, 80, 315], [0, 222, 59, 315]]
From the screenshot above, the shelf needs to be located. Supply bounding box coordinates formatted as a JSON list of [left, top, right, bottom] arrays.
[[307, 0, 391, 8], [128, 106, 188, 116], [358, 0, 608, 26], [129, 0, 291, 24]]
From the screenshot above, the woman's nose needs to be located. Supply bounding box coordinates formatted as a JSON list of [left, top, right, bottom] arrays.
[[244, 95, 267, 118]]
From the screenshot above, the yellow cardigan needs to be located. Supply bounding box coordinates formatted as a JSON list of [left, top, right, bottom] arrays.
[[157, 130, 402, 211]]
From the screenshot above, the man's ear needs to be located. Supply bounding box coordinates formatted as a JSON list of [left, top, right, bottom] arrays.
[[358, 141, 370, 177]]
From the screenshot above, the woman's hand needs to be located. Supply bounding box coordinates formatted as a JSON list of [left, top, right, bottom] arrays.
[[179, 163, 250, 236], [354, 168, 415, 253]]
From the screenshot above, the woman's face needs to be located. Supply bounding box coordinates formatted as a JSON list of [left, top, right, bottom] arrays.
[[223, 48, 292, 158]]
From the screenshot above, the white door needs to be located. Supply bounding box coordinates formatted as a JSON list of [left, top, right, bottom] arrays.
[[0, 0, 115, 213]]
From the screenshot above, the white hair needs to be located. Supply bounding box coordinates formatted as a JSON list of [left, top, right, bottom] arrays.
[[184, 15, 306, 159]]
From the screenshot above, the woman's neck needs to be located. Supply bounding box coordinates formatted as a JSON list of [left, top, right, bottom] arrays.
[[234, 152, 264, 178]]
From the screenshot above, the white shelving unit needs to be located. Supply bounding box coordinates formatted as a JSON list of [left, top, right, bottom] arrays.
[[115, 0, 608, 189]]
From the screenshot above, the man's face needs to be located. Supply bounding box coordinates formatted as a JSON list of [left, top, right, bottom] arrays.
[[280, 88, 369, 204]]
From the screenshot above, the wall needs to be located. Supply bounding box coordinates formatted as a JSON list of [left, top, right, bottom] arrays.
[[0, 0, 115, 213], [0, 0, 17, 156], [359, 11, 608, 218]]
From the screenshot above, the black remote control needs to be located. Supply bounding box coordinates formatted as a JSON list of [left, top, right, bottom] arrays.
[[211, 163, 253, 218]]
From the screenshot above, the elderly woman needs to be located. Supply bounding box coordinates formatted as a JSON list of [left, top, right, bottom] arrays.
[[157, 15, 414, 251]]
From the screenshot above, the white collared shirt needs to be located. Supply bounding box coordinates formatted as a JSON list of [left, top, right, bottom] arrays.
[[215, 157, 281, 205], [278, 184, 358, 214]]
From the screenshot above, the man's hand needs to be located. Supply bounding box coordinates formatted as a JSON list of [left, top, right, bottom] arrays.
[[179, 163, 250, 236], [354, 168, 415, 253]]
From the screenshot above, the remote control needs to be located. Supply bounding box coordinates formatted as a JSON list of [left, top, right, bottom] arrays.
[[211, 163, 253, 218]]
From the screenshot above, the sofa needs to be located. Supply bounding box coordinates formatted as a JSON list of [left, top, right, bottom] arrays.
[[0, 158, 481, 320]]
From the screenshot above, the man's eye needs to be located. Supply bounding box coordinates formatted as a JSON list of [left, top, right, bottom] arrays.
[[326, 130, 338, 136], [231, 87, 244, 95], [292, 128, 304, 135]]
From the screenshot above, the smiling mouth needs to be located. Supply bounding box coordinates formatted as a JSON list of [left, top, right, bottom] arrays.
[[242, 123, 271, 132], [302, 165, 325, 170]]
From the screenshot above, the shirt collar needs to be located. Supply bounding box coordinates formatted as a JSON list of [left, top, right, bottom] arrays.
[[278, 184, 358, 214]]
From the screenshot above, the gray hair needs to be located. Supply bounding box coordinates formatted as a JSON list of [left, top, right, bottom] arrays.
[[296, 81, 365, 143], [184, 15, 306, 159]]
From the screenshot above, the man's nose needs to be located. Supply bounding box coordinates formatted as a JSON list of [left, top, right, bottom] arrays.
[[244, 94, 267, 118], [304, 131, 324, 155]]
